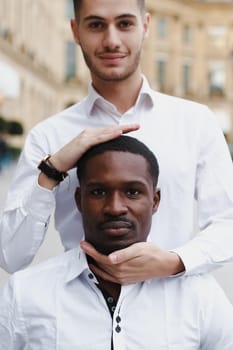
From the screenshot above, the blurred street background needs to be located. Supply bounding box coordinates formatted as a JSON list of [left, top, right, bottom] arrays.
[[1, 0, 233, 302]]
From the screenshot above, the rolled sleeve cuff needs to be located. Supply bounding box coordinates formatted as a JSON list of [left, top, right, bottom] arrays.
[[23, 181, 56, 221], [171, 243, 208, 276]]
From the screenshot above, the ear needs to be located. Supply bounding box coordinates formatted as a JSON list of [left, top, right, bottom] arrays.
[[75, 187, 82, 212], [152, 189, 160, 215], [70, 19, 80, 45], [143, 12, 150, 39]]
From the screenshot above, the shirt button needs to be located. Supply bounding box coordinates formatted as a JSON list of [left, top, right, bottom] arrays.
[[107, 297, 114, 304], [115, 325, 121, 333], [116, 316, 121, 323], [88, 273, 94, 279], [111, 306, 116, 313]]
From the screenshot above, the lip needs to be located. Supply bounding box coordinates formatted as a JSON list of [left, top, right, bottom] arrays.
[[98, 53, 127, 63], [99, 220, 133, 236], [99, 53, 126, 59]]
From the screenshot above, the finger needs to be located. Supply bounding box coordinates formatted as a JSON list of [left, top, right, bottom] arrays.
[[80, 241, 110, 264], [120, 123, 140, 134], [84, 128, 123, 149], [89, 264, 119, 283], [95, 123, 140, 141], [100, 123, 140, 134], [90, 264, 138, 285], [108, 243, 142, 264]]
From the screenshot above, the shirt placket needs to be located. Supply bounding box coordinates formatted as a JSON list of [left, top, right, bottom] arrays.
[[111, 284, 135, 350], [112, 301, 127, 350]]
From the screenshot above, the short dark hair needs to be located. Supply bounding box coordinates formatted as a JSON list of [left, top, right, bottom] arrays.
[[73, 0, 82, 19], [76, 135, 159, 187], [73, 0, 145, 20]]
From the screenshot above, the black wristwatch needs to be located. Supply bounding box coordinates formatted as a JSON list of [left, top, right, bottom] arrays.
[[38, 155, 68, 183]]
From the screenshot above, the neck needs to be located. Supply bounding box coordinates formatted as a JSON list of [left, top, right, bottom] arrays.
[[87, 256, 121, 301], [92, 72, 143, 114], [98, 276, 121, 302]]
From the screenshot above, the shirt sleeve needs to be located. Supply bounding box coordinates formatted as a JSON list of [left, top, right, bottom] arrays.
[[0, 276, 27, 349], [0, 128, 56, 273], [200, 275, 233, 349], [173, 108, 233, 275]]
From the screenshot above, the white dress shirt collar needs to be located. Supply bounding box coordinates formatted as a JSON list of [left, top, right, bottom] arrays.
[[64, 246, 87, 283], [86, 75, 154, 117]]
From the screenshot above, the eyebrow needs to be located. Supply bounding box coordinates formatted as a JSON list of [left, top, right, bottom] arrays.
[[83, 14, 137, 22], [85, 180, 149, 188]]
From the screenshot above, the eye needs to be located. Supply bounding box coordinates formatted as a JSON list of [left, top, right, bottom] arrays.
[[118, 20, 134, 29], [90, 188, 106, 196], [126, 188, 141, 197], [88, 21, 105, 30]]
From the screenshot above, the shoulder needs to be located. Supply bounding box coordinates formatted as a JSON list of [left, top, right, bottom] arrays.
[[149, 91, 222, 145], [152, 90, 206, 110], [163, 273, 222, 302], [160, 274, 233, 346], [175, 273, 220, 290], [11, 249, 78, 292], [0, 249, 81, 343], [158, 274, 233, 325], [24, 100, 89, 153], [31, 101, 87, 134], [178, 274, 233, 314], [152, 91, 216, 124], [5, 249, 81, 315]]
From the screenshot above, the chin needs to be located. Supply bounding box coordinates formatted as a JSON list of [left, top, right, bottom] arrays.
[[94, 242, 132, 256]]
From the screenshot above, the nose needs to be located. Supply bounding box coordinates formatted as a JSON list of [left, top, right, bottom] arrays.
[[102, 25, 121, 50], [103, 192, 128, 216]]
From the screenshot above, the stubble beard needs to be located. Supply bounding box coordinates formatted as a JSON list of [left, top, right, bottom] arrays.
[[88, 240, 132, 256], [81, 49, 142, 83]]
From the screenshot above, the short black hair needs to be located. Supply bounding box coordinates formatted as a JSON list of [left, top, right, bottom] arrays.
[[73, 0, 82, 19], [76, 135, 159, 187], [73, 0, 145, 21]]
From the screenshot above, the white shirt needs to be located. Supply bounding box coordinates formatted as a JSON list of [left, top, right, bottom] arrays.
[[1, 77, 233, 273], [0, 247, 233, 350]]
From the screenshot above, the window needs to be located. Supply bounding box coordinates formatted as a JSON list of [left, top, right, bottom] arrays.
[[65, 41, 76, 80], [157, 60, 166, 90], [208, 26, 226, 48], [183, 25, 192, 45], [182, 64, 191, 94], [208, 61, 225, 96], [66, 0, 74, 19], [157, 17, 167, 39]]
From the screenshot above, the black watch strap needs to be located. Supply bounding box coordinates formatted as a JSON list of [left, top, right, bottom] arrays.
[[38, 156, 68, 182]]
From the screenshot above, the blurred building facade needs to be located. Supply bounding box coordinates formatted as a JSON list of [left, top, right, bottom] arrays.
[[145, 0, 233, 140], [0, 0, 233, 141], [0, 0, 88, 136]]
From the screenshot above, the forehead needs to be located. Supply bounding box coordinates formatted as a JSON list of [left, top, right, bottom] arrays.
[[82, 151, 153, 186], [79, 0, 141, 20]]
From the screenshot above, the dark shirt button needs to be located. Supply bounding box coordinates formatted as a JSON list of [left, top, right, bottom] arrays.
[[115, 325, 121, 333], [111, 306, 116, 313], [88, 273, 94, 279], [107, 297, 114, 304], [116, 316, 121, 323]]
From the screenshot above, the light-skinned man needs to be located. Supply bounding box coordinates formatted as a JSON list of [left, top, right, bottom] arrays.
[[0, 135, 233, 349], [1, 0, 233, 287]]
